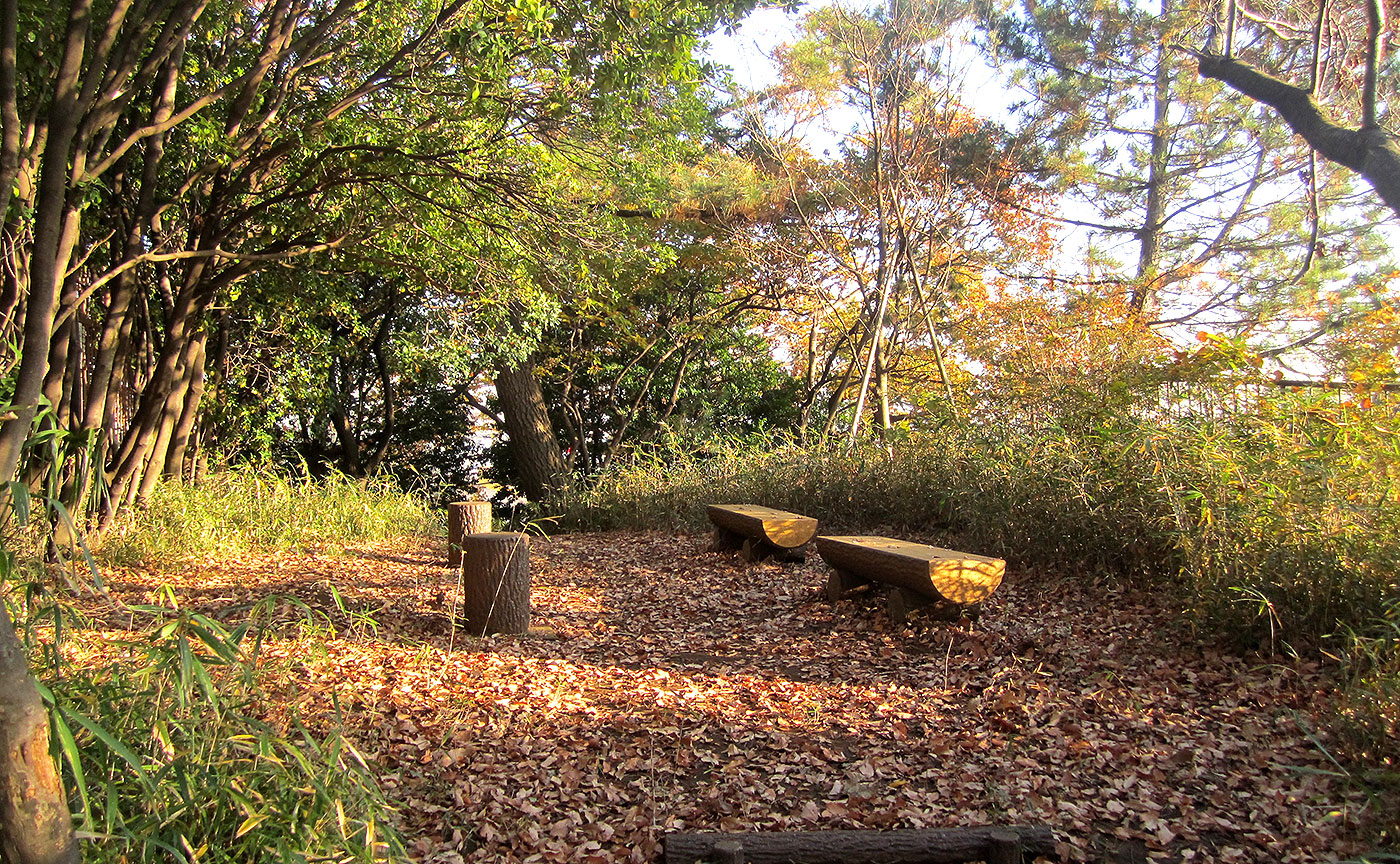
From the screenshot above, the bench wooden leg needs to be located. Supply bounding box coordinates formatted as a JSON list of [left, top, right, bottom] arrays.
[[709, 527, 743, 553], [826, 569, 870, 602], [772, 544, 807, 564], [887, 587, 914, 626], [889, 588, 971, 626], [739, 537, 767, 563]]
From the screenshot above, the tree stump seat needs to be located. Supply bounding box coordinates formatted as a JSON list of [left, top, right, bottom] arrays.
[[447, 499, 493, 567], [816, 535, 1005, 625], [706, 504, 819, 563], [460, 532, 531, 635]]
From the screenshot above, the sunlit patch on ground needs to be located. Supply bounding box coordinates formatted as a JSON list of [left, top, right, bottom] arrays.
[[71, 531, 1381, 863]]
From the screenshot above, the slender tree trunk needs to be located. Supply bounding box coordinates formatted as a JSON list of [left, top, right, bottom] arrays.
[[40, 265, 81, 428], [1132, 1, 1173, 315], [104, 264, 214, 526], [136, 332, 202, 503], [164, 333, 205, 480], [328, 355, 363, 476], [875, 339, 892, 437], [82, 53, 179, 446], [0, 606, 80, 864], [363, 305, 394, 476], [0, 0, 19, 228], [495, 356, 568, 503], [0, 0, 90, 490]]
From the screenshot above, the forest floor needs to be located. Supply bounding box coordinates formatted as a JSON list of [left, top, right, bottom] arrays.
[[80, 530, 1390, 863]]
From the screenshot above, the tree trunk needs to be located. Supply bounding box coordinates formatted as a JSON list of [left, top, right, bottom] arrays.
[[0, 606, 79, 864], [136, 333, 202, 503], [0, 0, 89, 491], [447, 499, 492, 567], [875, 339, 892, 437], [103, 235, 219, 526], [460, 532, 531, 636], [164, 333, 206, 481], [1132, 3, 1172, 315], [494, 357, 568, 503]]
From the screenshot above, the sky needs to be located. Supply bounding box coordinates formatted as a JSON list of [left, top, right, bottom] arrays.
[[703, 7, 801, 92]]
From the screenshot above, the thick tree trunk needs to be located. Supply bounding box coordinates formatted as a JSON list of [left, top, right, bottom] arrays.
[[460, 532, 531, 636], [0, 607, 79, 864], [494, 357, 568, 503]]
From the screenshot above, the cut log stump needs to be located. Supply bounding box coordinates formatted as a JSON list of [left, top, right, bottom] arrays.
[[816, 536, 1004, 606], [707, 504, 817, 563], [663, 825, 1055, 864], [460, 532, 530, 636], [447, 500, 492, 567]]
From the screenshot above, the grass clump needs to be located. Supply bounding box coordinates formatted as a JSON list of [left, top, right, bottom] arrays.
[[102, 468, 435, 562]]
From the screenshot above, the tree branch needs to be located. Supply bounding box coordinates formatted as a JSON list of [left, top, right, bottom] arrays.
[[1195, 50, 1400, 220]]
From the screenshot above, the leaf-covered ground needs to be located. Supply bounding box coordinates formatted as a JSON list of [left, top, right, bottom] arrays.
[[86, 531, 1387, 862]]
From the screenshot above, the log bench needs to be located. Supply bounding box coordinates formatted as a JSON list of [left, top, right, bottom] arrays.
[[707, 504, 818, 563], [816, 535, 1005, 625]]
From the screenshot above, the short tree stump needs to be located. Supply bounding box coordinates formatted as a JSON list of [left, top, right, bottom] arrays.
[[447, 500, 493, 567], [460, 532, 531, 635]]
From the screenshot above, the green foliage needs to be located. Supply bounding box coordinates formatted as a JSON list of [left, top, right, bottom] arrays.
[[101, 469, 434, 564], [49, 610, 398, 863]]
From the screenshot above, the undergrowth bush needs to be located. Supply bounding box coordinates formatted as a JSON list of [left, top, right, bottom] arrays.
[[2, 468, 431, 859], [102, 468, 434, 562]]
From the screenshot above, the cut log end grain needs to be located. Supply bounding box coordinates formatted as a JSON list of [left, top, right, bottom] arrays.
[[460, 532, 530, 636]]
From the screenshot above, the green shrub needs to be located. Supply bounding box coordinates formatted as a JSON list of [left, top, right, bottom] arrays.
[[56, 607, 400, 862]]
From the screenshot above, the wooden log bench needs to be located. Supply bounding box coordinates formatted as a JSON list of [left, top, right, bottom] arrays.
[[664, 825, 1055, 864], [707, 504, 818, 563], [816, 535, 1005, 625]]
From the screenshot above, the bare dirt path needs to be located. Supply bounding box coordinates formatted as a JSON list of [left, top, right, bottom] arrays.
[[89, 531, 1380, 863]]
